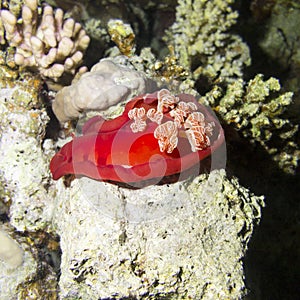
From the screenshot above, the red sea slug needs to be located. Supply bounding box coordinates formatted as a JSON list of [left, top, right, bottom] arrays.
[[50, 89, 225, 187]]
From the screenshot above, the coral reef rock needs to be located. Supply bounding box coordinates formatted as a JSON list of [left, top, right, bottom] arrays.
[[52, 56, 157, 123], [0, 76, 56, 232], [0, 0, 90, 82], [53, 170, 264, 299]]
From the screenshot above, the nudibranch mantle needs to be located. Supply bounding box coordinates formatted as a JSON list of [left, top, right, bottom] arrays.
[[50, 89, 224, 187]]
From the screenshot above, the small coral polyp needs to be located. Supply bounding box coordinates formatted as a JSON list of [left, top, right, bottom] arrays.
[[50, 89, 224, 187]]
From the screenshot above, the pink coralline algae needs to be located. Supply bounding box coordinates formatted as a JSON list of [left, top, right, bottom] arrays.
[[50, 89, 225, 187]]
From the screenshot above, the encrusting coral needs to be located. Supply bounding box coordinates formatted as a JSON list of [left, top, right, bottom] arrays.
[[52, 56, 157, 123], [0, 0, 90, 82]]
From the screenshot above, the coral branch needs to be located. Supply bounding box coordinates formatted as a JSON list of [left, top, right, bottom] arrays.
[[0, 0, 90, 82]]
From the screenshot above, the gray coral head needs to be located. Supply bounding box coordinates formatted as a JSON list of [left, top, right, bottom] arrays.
[[52, 57, 157, 123]]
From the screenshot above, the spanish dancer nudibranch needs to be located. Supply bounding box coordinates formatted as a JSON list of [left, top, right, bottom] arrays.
[[50, 89, 225, 188]]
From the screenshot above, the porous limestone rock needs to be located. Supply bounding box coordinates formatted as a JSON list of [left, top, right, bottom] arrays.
[[0, 74, 59, 298], [52, 56, 157, 123], [53, 169, 264, 299], [0, 78, 56, 232], [0, 0, 90, 81]]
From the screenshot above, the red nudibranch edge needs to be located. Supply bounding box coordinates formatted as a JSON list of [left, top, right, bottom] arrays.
[[50, 89, 225, 187]]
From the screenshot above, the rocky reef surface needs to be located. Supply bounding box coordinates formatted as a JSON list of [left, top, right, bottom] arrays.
[[0, 0, 299, 299], [0, 72, 263, 298]]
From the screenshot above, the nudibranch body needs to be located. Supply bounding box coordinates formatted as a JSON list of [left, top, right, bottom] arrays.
[[50, 89, 224, 187]]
